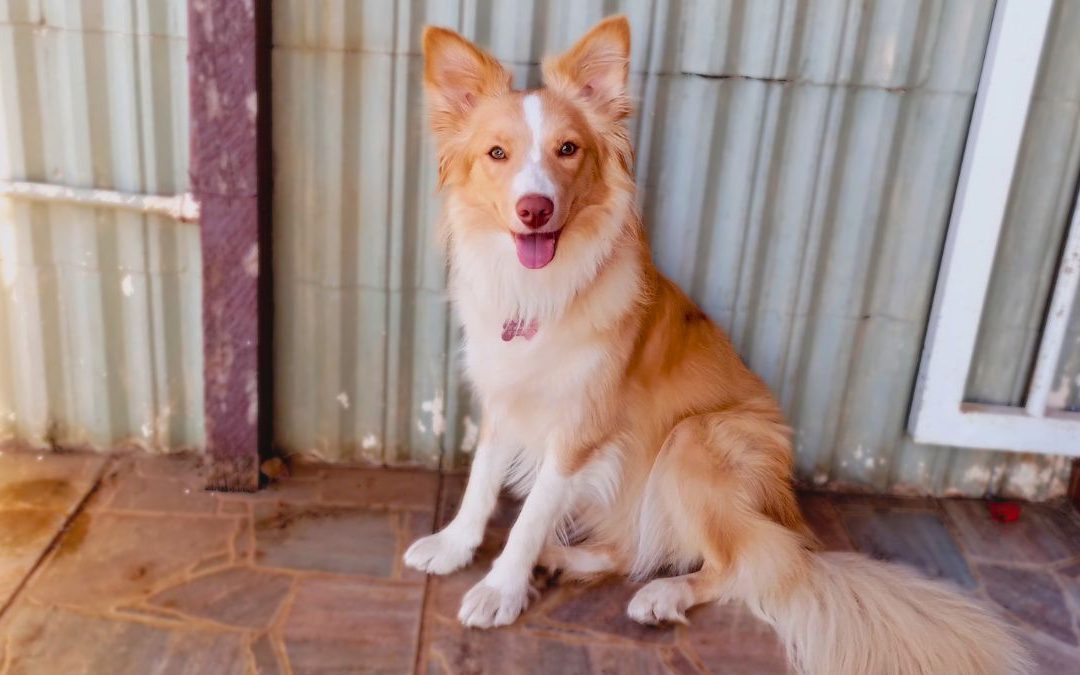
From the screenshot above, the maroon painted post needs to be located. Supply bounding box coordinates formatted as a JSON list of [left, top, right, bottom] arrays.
[[189, 0, 273, 491], [1069, 459, 1080, 512]]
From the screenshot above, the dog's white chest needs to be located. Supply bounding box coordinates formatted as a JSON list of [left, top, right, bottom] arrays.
[[465, 326, 603, 403]]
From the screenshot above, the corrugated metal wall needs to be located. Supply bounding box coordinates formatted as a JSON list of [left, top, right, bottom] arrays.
[[271, 0, 1077, 499], [0, 0, 203, 452]]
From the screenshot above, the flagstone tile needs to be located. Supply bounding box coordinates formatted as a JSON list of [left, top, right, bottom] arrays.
[[23, 511, 239, 608], [319, 467, 439, 511], [283, 576, 424, 674], [0, 605, 248, 675], [944, 500, 1080, 565], [797, 493, 854, 551], [0, 450, 108, 607], [977, 563, 1078, 646], [539, 579, 674, 645], [253, 502, 401, 577], [680, 601, 791, 675], [147, 566, 293, 630], [88, 453, 217, 515], [841, 509, 976, 588]]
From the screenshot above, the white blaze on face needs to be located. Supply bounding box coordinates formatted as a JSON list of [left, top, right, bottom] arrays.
[[512, 94, 555, 202]]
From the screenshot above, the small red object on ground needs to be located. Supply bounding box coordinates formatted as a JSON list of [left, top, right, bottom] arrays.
[[987, 501, 1021, 523]]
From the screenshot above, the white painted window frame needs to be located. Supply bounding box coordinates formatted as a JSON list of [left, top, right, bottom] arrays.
[[909, 0, 1080, 458]]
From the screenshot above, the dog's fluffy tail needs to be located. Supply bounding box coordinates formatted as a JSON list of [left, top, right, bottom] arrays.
[[750, 550, 1031, 675], [637, 413, 1031, 673]]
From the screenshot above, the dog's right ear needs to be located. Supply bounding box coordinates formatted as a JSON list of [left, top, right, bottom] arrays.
[[423, 27, 510, 139], [542, 16, 631, 121]]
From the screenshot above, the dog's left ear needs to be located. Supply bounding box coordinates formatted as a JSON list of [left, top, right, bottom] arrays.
[[423, 26, 511, 139], [542, 15, 631, 120]]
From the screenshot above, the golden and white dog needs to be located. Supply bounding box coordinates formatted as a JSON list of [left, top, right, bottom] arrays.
[[404, 16, 1030, 675]]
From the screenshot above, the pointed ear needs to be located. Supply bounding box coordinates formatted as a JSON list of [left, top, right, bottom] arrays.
[[542, 15, 631, 120], [423, 27, 511, 139]]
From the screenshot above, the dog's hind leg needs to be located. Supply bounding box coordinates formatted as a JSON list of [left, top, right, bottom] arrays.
[[627, 566, 732, 624], [627, 411, 814, 625], [538, 544, 619, 582]]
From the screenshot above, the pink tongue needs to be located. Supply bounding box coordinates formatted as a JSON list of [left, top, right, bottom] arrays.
[[513, 232, 558, 269]]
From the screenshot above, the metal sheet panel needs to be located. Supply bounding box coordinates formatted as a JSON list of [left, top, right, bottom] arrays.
[[0, 0, 202, 452], [1051, 291, 1080, 413], [272, 0, 1075, 499]]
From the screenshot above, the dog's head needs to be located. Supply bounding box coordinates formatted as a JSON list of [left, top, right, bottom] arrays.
[[423, 16, 635, 272]]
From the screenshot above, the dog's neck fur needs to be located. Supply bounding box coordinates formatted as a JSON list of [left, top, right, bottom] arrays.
[[446, 187, 644, 335]]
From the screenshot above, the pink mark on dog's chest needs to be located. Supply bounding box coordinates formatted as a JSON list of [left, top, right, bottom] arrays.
[[501, 319, 539, 342]]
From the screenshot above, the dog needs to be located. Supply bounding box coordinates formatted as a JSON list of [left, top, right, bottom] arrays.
[[403, 15, 1031, 675]]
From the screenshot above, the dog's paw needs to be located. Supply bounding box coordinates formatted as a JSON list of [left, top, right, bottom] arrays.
[[403, 531, 475, 575], [627, 578, 692, 625], [458, 579, 533, 628]]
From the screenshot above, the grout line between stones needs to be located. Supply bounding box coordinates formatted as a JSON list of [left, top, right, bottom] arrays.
[[411, 470, 446, 675], [0, 455, 113, 622]]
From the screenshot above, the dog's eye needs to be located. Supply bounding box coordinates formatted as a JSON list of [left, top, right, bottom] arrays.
[[488, 146, 507, 160], [558, 142, 578, 157]]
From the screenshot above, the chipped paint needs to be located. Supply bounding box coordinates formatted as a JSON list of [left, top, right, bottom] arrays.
[[336, 392, 350, 410], [1045, 368, 1078, 411], [421, 392, 445, 437], [120, 274, 135, 297], [1046, 456, 1070, 496], [989, 462, 1007, 487], [961, 464, 992, 488], [295, 446, 330, 463], [244, 371, 258, 427], [206, 81, 221, 119], [460, 416, 479, 454], [140, 405, 175, 449], [1001, 462, 1045, 501], [1003, 456, 1071, 500], [0, 201, 18, 289], [242, 243, 259, 278], [361, 434, 378, 450]]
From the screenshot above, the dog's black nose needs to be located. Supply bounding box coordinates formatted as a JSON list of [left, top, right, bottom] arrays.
[[516, 194, 554, 229]]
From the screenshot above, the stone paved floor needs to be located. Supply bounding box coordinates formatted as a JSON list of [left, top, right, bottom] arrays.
[[1, 448, 1079, 674]]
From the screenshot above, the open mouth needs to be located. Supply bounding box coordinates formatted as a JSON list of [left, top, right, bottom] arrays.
[[513, 230, 561, 269]]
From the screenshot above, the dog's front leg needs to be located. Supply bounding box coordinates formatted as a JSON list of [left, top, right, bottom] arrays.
[[458, 456, 570, 628], [404, 423, 507, 574]]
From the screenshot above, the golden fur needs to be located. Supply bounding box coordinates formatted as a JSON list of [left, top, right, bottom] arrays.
[[405, 16, 1032, 675]]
